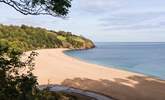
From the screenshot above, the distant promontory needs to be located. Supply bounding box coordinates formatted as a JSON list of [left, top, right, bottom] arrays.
[[0, 24, 95, 51]]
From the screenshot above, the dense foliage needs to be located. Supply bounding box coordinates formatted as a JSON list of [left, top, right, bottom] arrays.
[[0, 24, 95, 51], [0, 41, 38, 100], [0, 0, 72, 17]]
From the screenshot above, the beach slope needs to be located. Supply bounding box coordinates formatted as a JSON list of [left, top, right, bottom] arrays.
[[29, 49, 165, 100]]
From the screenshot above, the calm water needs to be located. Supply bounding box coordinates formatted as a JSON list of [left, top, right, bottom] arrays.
[[65, 42, 165, 80]]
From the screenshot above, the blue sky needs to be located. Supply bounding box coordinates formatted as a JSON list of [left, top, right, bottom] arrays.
[[0, 0, 165, 42]]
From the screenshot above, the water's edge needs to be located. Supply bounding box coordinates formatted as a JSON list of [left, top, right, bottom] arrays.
[[64, 48, 165, 81]]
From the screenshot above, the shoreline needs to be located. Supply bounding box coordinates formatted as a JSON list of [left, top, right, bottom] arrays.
[[30, 48, 165, 100], [64, 49, 164, 81], [63, 49, 145, 76]]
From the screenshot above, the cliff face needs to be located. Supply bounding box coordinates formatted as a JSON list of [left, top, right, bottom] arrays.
[[56, 32, 95, 49], [60, 37, 95, 49], [0, 24, 95, 51]]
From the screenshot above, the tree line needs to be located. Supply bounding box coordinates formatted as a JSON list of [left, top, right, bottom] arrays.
[[0, 24, 95, 51]]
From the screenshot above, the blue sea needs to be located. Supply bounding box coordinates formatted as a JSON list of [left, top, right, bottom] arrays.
[[65, 42, 165, 80]]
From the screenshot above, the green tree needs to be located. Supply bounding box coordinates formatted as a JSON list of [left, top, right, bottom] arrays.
[[0, 41, 39, 100], [0, 0, 72, 17]]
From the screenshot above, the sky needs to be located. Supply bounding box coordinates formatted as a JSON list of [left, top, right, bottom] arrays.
[[0, 0, 165, 42]]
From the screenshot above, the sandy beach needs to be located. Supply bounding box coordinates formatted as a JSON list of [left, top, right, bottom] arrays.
[[28, 49, 165, 100]]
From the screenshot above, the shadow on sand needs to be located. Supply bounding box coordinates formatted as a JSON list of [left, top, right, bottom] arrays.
[[61, 75, 165, 100]]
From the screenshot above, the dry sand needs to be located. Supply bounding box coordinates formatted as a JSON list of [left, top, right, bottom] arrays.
[[26, 49, 165, 100]]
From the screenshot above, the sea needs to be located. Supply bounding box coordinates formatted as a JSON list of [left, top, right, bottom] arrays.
[[65, 42, 165, 80]]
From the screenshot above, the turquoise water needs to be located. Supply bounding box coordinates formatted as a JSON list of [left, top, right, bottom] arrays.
[[65, 42, 165, 80]]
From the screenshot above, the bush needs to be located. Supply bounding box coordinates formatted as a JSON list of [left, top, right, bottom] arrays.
[[0, 42, 38, 100]]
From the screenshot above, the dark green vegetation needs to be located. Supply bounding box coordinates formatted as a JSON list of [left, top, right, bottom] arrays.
[[0, 0, 72, 17], [0, 24, 95, 51], [0, 42, 37, 100]]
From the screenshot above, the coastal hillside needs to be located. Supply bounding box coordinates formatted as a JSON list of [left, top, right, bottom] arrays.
[[0, 24, 95, 51]]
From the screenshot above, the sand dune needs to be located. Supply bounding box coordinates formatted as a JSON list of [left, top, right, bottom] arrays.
[[27, 49, 165, 100]]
